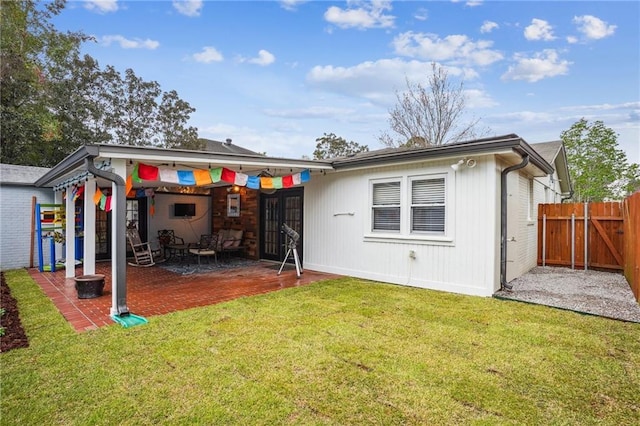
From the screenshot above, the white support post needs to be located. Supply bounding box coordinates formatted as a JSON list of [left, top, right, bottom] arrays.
[[65, 188, 75, 277], [83, 179, 96, 275]]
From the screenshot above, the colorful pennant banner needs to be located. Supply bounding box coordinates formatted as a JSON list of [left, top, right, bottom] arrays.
[[127, 163, 311, 190]]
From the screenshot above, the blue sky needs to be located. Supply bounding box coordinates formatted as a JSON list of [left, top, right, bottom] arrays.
[[53, 0, 639, 163]]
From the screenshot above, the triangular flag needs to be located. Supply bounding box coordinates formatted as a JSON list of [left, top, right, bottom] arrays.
[[177, 170, 195, 185], [105, 196, 112, 212], [132, 163, 142, 183], [234, 173, 248, 186], [247, 176, 260, 189], [209, 167, 222, 182], [194, 169, 212, 186], [292, 173, 301, 185], [93, 186, 103, 205], [125, 175, 133, 195], [301, 169, 310, 183], [99, 194, 107, 210], [282, 175, 294, 188], [159, 168, 179, 183], [138, 163, 159, 180], [144, 188, 155, 197], [73, 185, 85, 201], [260, 176, 274, 189], [221, 168, 236, 184], [272, 177, 283, 189]]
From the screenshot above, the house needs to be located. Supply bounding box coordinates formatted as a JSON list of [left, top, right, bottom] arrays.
[[32, 134, 570, 317], [0, 164, 53, 269], [303, 134, 570, 295]]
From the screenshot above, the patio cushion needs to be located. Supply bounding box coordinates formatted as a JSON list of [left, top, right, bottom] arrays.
[[228, 230, 243, 247]]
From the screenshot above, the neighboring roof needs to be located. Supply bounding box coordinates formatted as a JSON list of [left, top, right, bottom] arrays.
[[530, 140, 562, 165], [0, 163, 52, 186], [530, 140, 572, 193], [200, 138, 261, 155], [331, 134, 555, 177]]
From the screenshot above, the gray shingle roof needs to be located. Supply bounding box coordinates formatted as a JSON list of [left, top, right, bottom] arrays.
[[199, 138, 262, 155], [0, 163, 51, 185], [530, 140, 562, 166]]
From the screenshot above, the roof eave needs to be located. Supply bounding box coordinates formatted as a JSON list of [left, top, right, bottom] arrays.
[[332, 135, 554, 175], [35, 145, 99, 187]]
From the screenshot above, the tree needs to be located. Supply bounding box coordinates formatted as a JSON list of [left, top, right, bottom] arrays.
[[1, 0, 201, 166], [561, 118, 639, 201], [313, 133, 369, 159], [379, 62, 486, 148], [1, 0, 88, 166]]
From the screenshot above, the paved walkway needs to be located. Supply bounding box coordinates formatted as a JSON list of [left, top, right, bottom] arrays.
[[494, 267, 640, 323], [29, 260, 340, 332]]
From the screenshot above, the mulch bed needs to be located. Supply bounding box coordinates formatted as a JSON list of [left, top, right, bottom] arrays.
[[1, 272, 29, 352]]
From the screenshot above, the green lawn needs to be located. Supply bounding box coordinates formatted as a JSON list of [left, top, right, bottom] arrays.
[[2, 269, 639, 425]]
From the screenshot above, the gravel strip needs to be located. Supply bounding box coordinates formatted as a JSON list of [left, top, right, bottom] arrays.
[[494, 266, 640, 323]]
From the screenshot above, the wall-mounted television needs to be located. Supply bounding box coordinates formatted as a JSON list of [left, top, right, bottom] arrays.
[[174, 203, 196, 217]]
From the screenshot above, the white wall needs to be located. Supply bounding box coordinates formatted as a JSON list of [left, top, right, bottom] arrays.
[[148, 193, 212, 246], [0, 186, 54, 270], [303, 155, 501, 296]]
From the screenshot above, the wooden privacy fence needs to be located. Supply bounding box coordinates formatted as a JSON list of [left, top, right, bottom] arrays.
[[623, 192, 639, 302], [538, 195, 639, 302]]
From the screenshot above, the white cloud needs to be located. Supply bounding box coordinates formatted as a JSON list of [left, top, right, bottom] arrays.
[[245, 50, 276, 66], [263, 106, 354, 119], [279, 0, 308, 11], [392, 32, 503, 66], [193, 46, 224, 63], [566, 35, 578, 44], [466, 1, 483, 7], [306, 58, 478, 106], [172, 0, 203, 17], [324, 1, 395, 29], [573, 15, 616, 40], [501, 49, 571, 82], [524, 18, 555, 41], [464, 89, 497, 108], [84, 0, 118, 13], [100, 35, 159, 49], [480, 20, 498, 34], [414, 8, 428, 21]]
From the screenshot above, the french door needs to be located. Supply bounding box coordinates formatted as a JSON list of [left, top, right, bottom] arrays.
[[260, 188, 303, 263], [95, 197, 147, 260]]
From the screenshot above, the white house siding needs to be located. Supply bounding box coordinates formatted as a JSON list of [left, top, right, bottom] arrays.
[[303, 155, 501, 297], [0, 185, 53, 270]]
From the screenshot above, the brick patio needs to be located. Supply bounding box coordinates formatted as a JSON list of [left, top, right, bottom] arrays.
[[28, 260, 340, 332]]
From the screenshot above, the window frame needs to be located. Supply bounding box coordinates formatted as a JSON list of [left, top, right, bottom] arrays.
[[370, 177, 402, 233], [367, 172, 453, 244], [409, 174, 447, 235]]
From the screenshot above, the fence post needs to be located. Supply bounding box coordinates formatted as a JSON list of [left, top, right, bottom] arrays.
[[584, 202, 588, 271], [571, 213, 575, 270], [542, 213, 546, 267]]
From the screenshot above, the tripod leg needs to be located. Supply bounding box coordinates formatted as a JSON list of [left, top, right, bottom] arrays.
[[278, 248, 292, 275], [292, 248, 302, 278]]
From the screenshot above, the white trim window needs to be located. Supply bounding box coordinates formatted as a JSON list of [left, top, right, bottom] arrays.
[[370, 173, 450, 240], [410, 176, 445, 234], [371, 180, 401, 232]]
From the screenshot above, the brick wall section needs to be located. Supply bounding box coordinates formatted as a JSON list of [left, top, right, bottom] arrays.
[[211, 187, 260, 259], [0, 186, 53, 270]]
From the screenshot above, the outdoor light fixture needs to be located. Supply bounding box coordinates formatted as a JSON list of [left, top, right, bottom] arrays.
[[451, 158, 477, 171]]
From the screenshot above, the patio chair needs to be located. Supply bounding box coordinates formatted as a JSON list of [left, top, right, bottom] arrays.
[[188, 234, 219, 266], [157, 229, 185, 259], [126, 228, 164, 267]]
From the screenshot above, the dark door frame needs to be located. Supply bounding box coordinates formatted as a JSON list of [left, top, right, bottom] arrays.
[[259, 188, 304, 263]]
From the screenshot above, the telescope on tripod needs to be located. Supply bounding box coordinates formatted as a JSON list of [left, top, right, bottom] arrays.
[[278, 223, 302, 278]]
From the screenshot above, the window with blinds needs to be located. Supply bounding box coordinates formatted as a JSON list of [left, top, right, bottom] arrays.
[[411, 177, 445, 233], [372, 181, 400, 231]]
